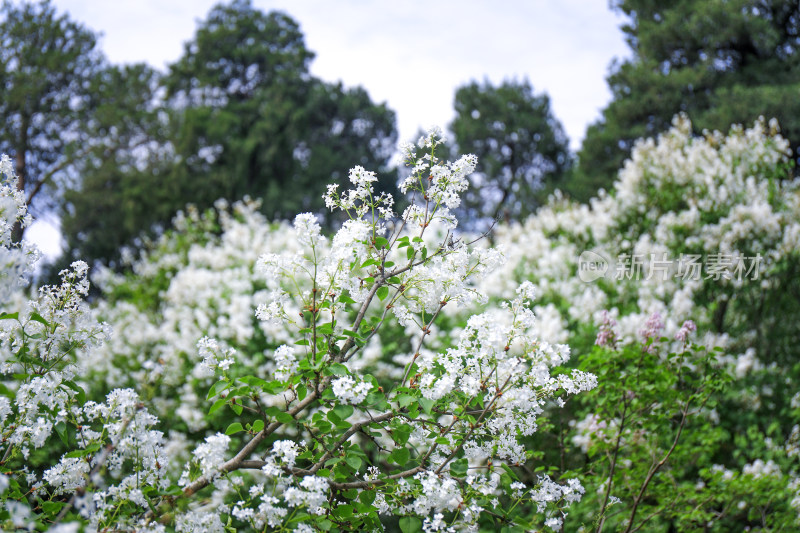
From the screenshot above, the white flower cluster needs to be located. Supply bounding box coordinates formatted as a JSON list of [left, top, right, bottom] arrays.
[[0, 155, 174, 529], [416, 284, 596, 460], [272, 344, 298, 381], [181, 432, 230, 484], [323, 165, 393, 218], [224, 441, 329, 528], [14, 132, 590, 529], [197, 336, 236, 375], [80, 390, 168, 529], [0, 154, 37, 302], [80, 199, 305, 430], [331, 375, 372, 405]]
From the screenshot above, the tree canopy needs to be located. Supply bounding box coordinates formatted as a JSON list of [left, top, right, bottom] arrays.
[[0, 0, 105, 240], [56, 0, 398, 267], [449, 79, 570, 226], [570, 0, 800, 201], [59, 63, 172, 265]]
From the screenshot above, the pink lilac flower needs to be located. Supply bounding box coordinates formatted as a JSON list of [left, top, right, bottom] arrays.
[[674, 320, 697, 343], [639, 312, 665, 352], [595, 310, 618, 348]]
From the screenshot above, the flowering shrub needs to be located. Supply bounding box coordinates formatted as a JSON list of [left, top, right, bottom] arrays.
[[477, 116, 800, 529], [167, 132, 598, 531], [0, 156, 167, 531], [567, 317, 733, 531], [0, 132, 597, 530], [3, 115, 799, 530]]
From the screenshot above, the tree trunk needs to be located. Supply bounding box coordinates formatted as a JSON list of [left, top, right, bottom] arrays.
[[11, 121, 28, 244]]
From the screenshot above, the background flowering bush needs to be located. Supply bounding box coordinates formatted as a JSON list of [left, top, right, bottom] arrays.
[[473, 116, 800, 530], [1, 116, 799, 531]]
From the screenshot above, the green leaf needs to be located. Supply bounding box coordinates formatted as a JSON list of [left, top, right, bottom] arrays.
[[394, 424, 412, 446], [251, 419, 265, 433], [501, 463, 519, 481], [0, 312, 19, 320], [399, 516, 422, 533], [334, 404, 354, 420], [366, 391, 390, 410], [418, 398, 434, 415], [345, 455, 362, 471], [41, 500, 64, 515], [396, 394, 415, 408], [338, 294, 357, 304], [63, 380, 86, 405], [225, 422, 244, 435], [374, 236, 389, 249], [334, 504, 354, 518], [377, 286, 389, 301], [54, 422, 69, 446], [390, 447, 410, 465], [209, 397, 227, 415], [314, 419, 332, 433], [207, 379, 230, 400], [265, 406, 294, 424], [65, 442, 101, 459], [450, 458, 469, 477], [359, 489, 376, 504], [28, 312, 49, 327], [328, 363, 349, 376]]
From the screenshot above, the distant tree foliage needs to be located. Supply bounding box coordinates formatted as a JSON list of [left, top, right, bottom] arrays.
[[449, 79, 570, 227], [54, 0, 398, 267], [0, 0, 104, 240], [60, 63, 172, 266], [161, 0, 397, 222], [296, 81, 398, 225], [570, 0, 800, 201], [163, 2, 316, 218]]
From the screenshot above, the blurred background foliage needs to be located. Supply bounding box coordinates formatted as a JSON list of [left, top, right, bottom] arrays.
[[5, 0, 800, 271]]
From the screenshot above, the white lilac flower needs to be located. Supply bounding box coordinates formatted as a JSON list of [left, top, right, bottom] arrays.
[[189, 433, 230, 480], [175, 510, 226, 533], [331, 376, 372, 405], [44, 456, 90, 495], [272, 440, 300, 467], [273, 344, 298, 381], [294, 213, 323, 246], [197, 337, 236, 374]]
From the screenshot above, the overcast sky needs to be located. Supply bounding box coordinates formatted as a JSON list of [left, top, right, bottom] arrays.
[[29, 0, 631, 257], [49, 0, 630, 148]]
